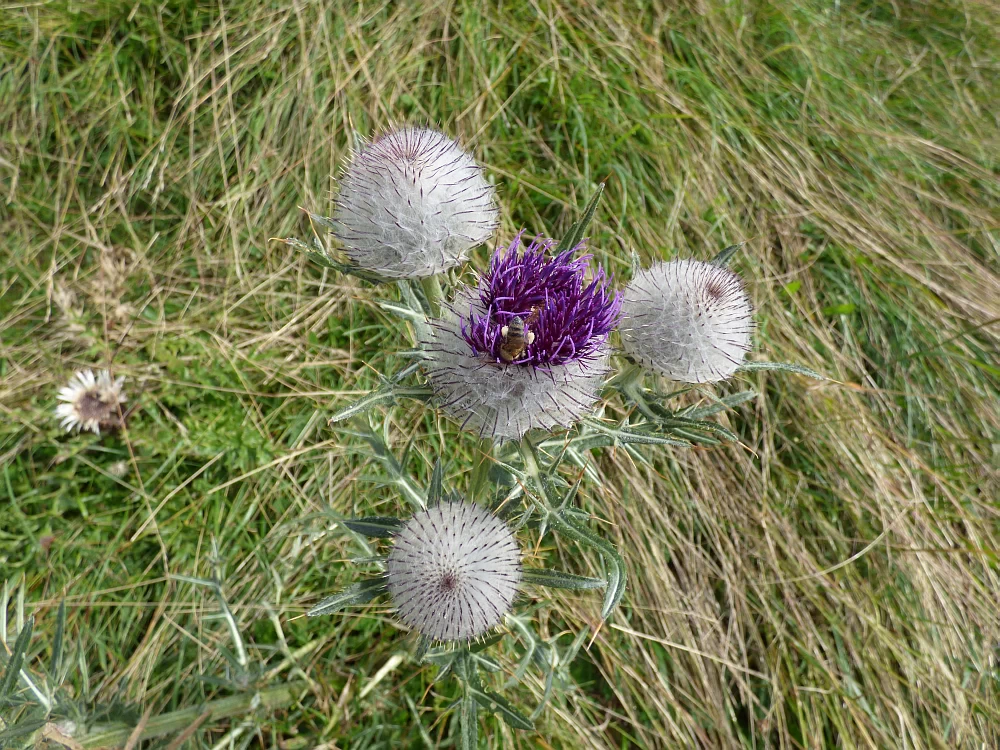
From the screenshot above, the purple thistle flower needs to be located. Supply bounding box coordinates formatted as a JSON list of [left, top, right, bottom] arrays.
[[422, 233, 622, 441]]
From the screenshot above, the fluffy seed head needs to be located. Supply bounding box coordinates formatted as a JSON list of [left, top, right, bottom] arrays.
[[332, 127, 498, 278], [55, 369, 127, 434], [619, 259, 754, 383], [422, 233, 622, 441], [387, 501, 521, 642]]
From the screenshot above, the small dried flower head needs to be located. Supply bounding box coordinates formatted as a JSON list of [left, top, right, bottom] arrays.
[[619, 260, 754, 383], [332, 126, 498, 278], [422, 233, 622, 441], [387, 501, 521, 642], [55, 369, 127, 434]]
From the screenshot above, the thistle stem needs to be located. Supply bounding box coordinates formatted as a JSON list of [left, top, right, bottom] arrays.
[[420, 275, 444, 317]]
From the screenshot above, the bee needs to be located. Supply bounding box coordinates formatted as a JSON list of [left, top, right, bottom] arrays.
[[498, 307, 540, 363]]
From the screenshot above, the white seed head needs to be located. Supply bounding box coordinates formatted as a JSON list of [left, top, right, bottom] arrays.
[[387, 501, 521, 642], [619, 260, 754, 383], [422, 294, 610, 441], [332, 127, 498, 278], [54, 369, 127, 434]]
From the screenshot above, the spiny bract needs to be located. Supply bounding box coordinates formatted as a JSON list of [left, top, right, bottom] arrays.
[[332, 126, 498, 278], [619, 259, 753, 383], [387, 501, 521, 642]]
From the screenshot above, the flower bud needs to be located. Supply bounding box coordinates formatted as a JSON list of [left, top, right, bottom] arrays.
[[619, 260, 753, 383], [388, 501, 521, 642], [332, 127, 498, 278]]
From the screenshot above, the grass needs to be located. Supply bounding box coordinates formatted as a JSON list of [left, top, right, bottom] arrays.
[[1, 0, 998, 747]]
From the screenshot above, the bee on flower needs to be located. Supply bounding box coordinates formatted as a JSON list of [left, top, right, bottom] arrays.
[[422, 232, 622, 441]]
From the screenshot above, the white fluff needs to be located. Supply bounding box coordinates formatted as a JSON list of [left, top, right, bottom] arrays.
[[387, 501, 521, 642], [422, 294, 610, 441], [619, 260, 753, 383], [55, 369, 127, 434], [333, 127, 498, 278]]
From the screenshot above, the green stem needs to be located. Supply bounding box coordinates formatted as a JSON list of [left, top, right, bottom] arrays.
[[468, 438, 493, 501], [76, 682, 309, 749], [420, 275, 444, 318]]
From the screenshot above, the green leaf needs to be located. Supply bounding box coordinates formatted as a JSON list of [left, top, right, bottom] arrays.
[[342, 517, 403, 538], [710, 242, 745, 267], [329, 388, 400, 424], [738, 361, 826, 380], [460, 692, 479, 750], [427, 459, 444, 507], [653, 416, 740, 443], [822, 302, 856, 316], [584, 418, 691, 447], [683, 390, 757, 419], [307, 212, 338, 232], [0, 615, 33, 704], [0, 718, 46, 744], [556, 183, 604, 254], [374, 298, 428, 324], [469, 632, 506, 653], [50, 600, 66, 679], [472, 653, 503, 673], [520, 568, 607, 590], [328, 384, 434, 425], [307, 577, 389, 617], [469, 685, 535, 731], [552, 515, 627, 619]]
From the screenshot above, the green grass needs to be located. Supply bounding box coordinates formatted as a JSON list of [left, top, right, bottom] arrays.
[[2, 0, 998, 747]]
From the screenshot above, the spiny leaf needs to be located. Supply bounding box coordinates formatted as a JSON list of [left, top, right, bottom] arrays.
[[711, 242, 745, 267], [683, 390, 757, 419], [328, 384, 434, 425], [342, 517, 403, 538], [738, 361, 826, 379], [375, 298, 428, 324], [520, 568, 607, 590], [307, 577, 389, 617], [469, 685, 535, 731], [584, 418, 692, 447], [552, 514, 627, 619], [556, 183, 604, 254]]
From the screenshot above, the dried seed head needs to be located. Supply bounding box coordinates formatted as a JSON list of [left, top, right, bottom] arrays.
[[332, 127, 498, 278], [619, 260, 754, 383], [387, 501, 521, 642], [422, 234, 621, 441], [55, 369, 128, 434]]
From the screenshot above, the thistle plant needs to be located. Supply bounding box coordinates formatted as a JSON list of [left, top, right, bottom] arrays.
[[282, 130, 824, 746]]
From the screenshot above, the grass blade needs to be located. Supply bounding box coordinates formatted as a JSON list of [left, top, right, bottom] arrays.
[[0, 615, 33, 704]]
